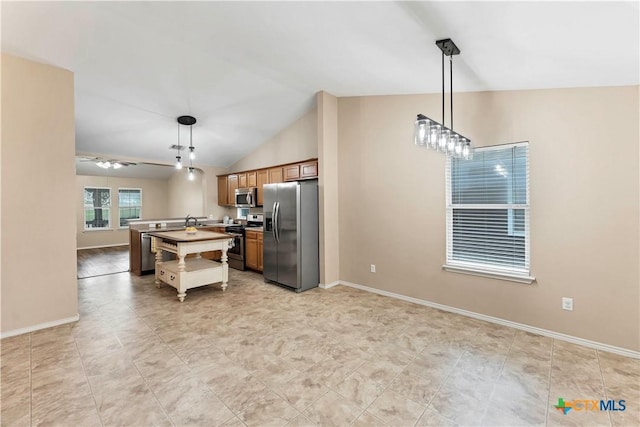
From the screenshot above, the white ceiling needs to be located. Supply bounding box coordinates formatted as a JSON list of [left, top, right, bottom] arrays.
[[3, 1, 638, 168], [75, 157, 177, 180]]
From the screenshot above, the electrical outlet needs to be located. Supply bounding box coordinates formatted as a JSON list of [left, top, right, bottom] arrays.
[[562, 297, 573, 311], [370, 264, 376, 273]]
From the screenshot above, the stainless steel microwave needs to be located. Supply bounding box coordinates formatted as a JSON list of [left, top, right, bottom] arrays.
[[235, 187, 257, 207]]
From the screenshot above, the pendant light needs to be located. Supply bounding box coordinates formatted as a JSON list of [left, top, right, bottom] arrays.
[[176, 115, 197, 177], [414, 38, 473, 160]]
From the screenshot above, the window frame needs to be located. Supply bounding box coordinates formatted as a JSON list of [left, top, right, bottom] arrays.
[[118, 188, 142, 228], [443, 141, 535, 284], [83, 186, 112, 231]]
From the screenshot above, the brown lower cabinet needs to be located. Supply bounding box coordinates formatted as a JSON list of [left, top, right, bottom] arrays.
[[245, 230, 263, 272], [129, 229, 142, 274], [257, 233, 263, 271]]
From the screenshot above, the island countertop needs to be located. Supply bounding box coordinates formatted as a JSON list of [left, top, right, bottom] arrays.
[[148, 230, 231, 243]]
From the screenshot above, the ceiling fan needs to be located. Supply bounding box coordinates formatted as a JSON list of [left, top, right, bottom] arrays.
[[77, 156, 137, 169]]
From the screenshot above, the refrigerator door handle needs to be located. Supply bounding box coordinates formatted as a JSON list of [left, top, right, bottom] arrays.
[[273, 202, 279, 242], [276, 202, 281, 242]]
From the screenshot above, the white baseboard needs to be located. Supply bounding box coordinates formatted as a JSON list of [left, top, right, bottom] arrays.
[[1, 314, 80, 339], [77, 243, 129, 250], [319, 281, 340, 289], [338, 280, 640, 360]]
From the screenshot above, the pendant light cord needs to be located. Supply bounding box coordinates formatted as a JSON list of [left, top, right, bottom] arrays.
[[450, 55, 453, 131], [441, 52, 445, 125]]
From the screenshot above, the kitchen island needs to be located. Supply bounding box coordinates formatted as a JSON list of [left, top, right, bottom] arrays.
[[149, 230, 233, 302], [129, 219, 238, 276]]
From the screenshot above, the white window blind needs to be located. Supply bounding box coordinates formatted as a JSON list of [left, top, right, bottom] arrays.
[[445, 142, 531, 281], [118, 188, 142, 227]]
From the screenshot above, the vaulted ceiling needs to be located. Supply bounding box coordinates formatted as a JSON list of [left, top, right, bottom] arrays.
[[3, 1, 638, 168]]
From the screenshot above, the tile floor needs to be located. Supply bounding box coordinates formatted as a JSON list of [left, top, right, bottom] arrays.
[[1, 269, 638, 426]]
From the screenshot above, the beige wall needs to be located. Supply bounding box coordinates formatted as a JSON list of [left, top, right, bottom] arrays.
[[167, 168, 205, 218], [337, 86, 639, 352], [76, 175, 170, 249], [229, 108, 318, 172], [317, 92, 340, 286], [200, 165, 232, 220], [1, 54, 78, 333]]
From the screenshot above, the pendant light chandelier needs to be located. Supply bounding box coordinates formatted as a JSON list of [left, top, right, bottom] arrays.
[[414, 38, 473, 160], [175, 115, 197, 180]]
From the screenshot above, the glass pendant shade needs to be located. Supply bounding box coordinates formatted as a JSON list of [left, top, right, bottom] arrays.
[[428, 124, 439, 149], [189, 147, 196, 160], [414, 116, 429, 146], [454, 142, 462, 156], [175, 156, 182, 170], [462, 141, 473, 160], [188, 168, 195, 180], [438, 129, 449, 152]]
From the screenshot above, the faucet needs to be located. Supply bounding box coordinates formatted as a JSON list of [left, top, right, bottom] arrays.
[[185, 214, 197, 227]]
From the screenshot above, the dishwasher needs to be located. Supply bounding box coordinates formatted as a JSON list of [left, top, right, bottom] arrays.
[[141, 233, 175, 273]]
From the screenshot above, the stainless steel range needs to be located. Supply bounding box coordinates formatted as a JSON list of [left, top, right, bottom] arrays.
[[225, 225, 245, 271]]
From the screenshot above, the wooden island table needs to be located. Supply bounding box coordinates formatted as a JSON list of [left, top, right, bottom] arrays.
[[149, 230, 233, 302]]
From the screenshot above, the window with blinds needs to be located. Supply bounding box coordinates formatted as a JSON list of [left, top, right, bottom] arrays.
[[119, 188, 142, 227], [445, 142, 531, 282]]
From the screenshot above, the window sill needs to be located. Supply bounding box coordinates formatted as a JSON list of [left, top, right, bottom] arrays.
[[443, 264, 535, 284], [84, 228, 114, 232]]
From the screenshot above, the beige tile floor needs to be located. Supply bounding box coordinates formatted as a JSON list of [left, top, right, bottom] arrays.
[[1, 269, 638, 426]]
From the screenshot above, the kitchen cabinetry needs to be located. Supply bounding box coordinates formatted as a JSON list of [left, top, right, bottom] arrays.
[[257, 169, 268, 206], [217, 159, 317, 208], [238, 173, 247, 189], [300, 161, 318, 179], [257, 232, 263, 271], [130, 229, 142, 274], [247, 171, 257, 187], [217, 176, 228, 206], [269, 167, 283, 184], [227, 174, 238, 205], [284, 164, 300, 181], [245, 229, 263, 272]]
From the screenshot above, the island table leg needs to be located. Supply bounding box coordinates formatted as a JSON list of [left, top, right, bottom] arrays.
[[221, 242, 229, 291], [154, 243, 163, 289]]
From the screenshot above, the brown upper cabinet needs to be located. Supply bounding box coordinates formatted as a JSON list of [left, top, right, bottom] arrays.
[[227, 174, 239, 205], [257, 169, 268, 206], [247, 171, 257, 188], [284, 164, 300, 181], [217, 176, 228, 206], [238, 173, 247, 189], [300, 161, 318, 179], [217, 159, 317, 207], [269, 167, 283, 184]]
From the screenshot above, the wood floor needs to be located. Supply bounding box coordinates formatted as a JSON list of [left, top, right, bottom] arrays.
[[77, 245, 129, 278]]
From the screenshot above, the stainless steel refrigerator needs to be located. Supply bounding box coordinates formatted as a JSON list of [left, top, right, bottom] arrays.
[[263, 180, 319, 292]]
